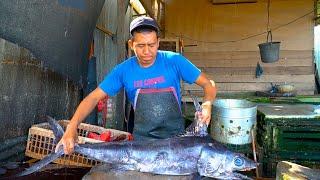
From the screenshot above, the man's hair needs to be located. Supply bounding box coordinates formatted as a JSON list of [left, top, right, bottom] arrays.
[[130, 25, 159, 39]]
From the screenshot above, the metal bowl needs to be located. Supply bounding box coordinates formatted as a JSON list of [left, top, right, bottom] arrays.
[[276, 84, 295, 93]]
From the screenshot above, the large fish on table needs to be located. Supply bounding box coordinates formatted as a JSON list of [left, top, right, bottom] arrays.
[[17, 116, 256, 179]]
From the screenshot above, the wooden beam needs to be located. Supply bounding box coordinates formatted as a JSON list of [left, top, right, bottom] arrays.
[[96, 25, 114, 37], [211, 0, 257, 5], [181, 90, 315, 102], [182, 82, 315, 92], [192, 58, 313, 68], [139, 0, 155, 19], [204, 74, 315, 83], [130, 0, 146, 15], [184, 50, 313, 60], [202, 66, 314, 76]]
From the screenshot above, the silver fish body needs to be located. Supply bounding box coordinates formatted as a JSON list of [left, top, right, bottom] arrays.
[[76, 136, 208, 175], [17, 116, 256, 179], [75, 136, 255, 179]]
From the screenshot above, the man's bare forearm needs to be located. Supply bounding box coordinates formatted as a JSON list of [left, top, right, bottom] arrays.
[[68, 88, 107, 129], [68, 97, 98, 128], [203, 80, 216, 103]]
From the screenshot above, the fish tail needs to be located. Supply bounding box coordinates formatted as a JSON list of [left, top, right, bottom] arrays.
[[46, 115, 65, 143], [15, 116, 65, 177], [15, 148, 64, 177]]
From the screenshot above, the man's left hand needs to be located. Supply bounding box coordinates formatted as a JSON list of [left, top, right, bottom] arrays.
[[199, 101, 212, 125]]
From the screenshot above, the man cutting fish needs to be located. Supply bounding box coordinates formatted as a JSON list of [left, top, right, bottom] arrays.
[[56, 16, 216, 154]]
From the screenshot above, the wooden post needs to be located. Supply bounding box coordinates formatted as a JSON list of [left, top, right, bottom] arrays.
[[251, 129, 260, 179]]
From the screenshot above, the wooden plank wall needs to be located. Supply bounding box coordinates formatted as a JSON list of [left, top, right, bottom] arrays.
[[183, 50, 315, 98], [164, 0, 316, 100]]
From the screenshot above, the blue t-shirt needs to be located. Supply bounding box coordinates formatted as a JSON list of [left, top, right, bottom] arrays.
[[99, 50, 201, 105]]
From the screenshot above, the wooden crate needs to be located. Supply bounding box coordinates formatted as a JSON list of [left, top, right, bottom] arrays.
[[159, 38, 180, 53], [25, 120, 131, 167]]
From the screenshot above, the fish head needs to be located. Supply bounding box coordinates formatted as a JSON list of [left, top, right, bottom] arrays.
[[197, 146, 227, 176], [226, 153, 257, 172]]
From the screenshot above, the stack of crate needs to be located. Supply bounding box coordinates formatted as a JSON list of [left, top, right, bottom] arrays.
[[256, 104, 320, 177]]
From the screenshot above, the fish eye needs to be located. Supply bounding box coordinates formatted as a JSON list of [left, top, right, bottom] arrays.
[[234, 157, 244, 167]]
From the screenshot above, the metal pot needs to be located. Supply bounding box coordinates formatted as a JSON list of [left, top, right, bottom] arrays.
[[211, 99, 257, 145]]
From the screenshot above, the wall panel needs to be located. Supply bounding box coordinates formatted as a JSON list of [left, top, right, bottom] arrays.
[[165, 0, 315, 98]]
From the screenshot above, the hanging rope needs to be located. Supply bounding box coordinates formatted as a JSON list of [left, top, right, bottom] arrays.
[[267, 0, 271, 32]]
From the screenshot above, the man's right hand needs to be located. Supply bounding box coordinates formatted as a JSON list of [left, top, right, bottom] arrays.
[[54, 88, 107, 154], [55, 124, 78, 155]]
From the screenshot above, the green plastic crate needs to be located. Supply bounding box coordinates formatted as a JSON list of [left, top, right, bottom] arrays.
[[272, 125, 320, 151], [257, 112, 320, 177]]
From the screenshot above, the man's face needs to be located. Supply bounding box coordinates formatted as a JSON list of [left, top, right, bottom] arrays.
[[129, 31, 159, 68]]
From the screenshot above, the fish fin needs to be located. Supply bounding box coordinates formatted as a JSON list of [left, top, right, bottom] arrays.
[[180, 121, 208, 137], [46, 115, 65, 143], [179, 92, 208, 137], [15, 116, 65, 177], [210, 172, 252, 180], [109, 164, 136, 172], [15, 148, 64, 177], [231, 172, 254, 180]]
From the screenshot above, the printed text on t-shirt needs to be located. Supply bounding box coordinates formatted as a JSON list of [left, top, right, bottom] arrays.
[[133, 76, 165, 88]]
